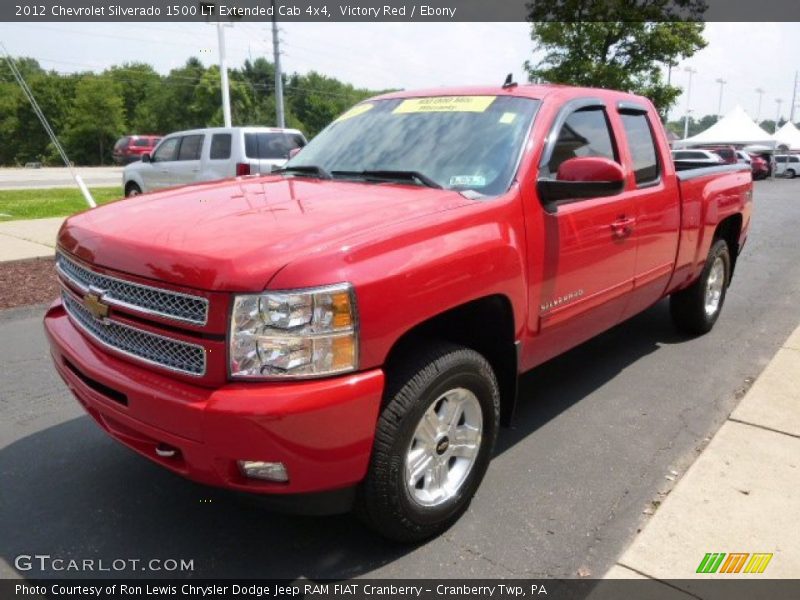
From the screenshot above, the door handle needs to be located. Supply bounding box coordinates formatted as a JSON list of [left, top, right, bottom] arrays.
[[610, 216, 636, 239]]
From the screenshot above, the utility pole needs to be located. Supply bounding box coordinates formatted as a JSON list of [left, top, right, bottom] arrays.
[[775, 99, 783, 133], [715, 78, 727, 120], [683, 67, 697, 140], [2, 44, 95, 208], [755, 88, 765, 122], [791, 71, 798, 123], [271, 0, 285, 128], [216, 21, 232, 127]]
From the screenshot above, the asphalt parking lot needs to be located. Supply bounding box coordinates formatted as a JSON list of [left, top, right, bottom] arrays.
[[0, 167, 122, 190], [1, 178, 799, 580]]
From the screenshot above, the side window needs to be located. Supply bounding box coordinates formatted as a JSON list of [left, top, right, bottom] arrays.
[[775, 156, 787, 164], [152, 137, 179, 162], [178, 135, 204, 161], [210, 134, 232, 160], [619, 112, 660, 185], [548, 107, 617, 175]]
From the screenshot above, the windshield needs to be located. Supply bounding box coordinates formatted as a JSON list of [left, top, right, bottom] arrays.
[[285, 95, 540, 196]]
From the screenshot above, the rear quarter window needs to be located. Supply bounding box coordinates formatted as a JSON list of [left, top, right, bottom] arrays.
[[245, 132, 305, 159], [619, 112, 659, 185]]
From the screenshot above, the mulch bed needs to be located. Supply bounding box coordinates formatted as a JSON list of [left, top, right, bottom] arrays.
[[0, 257, 60, 310]]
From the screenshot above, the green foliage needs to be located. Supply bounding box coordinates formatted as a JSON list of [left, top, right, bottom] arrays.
[[525, 1, 708, 117], [287, 71, 374, 136], [666, 114, 718, 138], [1, 55, 383, 166], [64, 76, 126, 165]]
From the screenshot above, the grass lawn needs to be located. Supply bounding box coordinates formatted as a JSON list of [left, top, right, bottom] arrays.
[[0, 186, 123, 222]]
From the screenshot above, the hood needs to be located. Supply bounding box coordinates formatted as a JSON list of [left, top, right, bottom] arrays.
[[58, 176, 471, 291]]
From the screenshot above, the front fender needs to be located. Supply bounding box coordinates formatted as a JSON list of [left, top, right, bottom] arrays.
[[267, 194, 529, 371]]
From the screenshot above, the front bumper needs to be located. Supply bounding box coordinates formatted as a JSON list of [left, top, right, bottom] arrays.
[[44, 300, 384, 496]]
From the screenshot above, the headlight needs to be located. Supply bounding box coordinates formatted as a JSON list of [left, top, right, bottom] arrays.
[[229, 283, 358, 379]]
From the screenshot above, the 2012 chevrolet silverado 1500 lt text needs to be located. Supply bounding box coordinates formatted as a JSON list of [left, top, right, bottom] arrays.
[[45, 84, 752, 541]]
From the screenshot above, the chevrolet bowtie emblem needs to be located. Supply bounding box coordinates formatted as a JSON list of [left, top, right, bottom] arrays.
[[83, 292, 109, 320]]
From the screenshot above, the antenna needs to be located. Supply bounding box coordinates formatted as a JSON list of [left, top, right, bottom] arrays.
[[502, 73, 517, 89]]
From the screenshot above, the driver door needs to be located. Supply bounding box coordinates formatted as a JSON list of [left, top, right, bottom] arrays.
[[524, 101, 637, 366]]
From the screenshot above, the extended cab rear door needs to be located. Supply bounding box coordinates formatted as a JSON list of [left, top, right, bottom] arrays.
[[526, 98, 637, 364], [613, 103, 681, 319]]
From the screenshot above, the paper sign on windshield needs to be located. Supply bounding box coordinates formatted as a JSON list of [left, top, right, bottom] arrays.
[[393, 96, 496, 114], [335, 103, 375, 122]]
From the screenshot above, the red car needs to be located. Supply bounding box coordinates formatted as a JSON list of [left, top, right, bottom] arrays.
[[750, 155, 769, 180], [701, 145, 738, 165], [112, 135, 161, 165], [46, 84, 752, 541]]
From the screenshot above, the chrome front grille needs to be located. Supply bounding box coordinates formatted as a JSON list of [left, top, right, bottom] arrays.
[[62, 291, 207, 376], [56, 252, 208, 326]]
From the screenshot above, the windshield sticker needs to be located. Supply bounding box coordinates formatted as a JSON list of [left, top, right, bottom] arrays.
[[393, 96, 496, 114], [499, 112, 517, 124], [335, 103, 374, 122], [449, 175, 487, 187]]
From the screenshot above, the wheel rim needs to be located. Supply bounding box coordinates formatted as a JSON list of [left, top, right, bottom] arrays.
[[128, 188, 139, 196], [704, 256, 725, 317], [404, 387, 483, 507]]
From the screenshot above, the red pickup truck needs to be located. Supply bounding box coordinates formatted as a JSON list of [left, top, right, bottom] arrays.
[[45, 84, 752, 542]]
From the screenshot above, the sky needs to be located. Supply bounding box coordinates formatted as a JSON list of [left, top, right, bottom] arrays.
[[1, 21, 798, 122]]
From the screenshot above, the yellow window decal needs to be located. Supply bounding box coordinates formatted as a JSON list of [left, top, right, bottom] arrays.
[[393, 96, 497, 114], [499, 112, 517, 124], [335, 103, 374, 122]]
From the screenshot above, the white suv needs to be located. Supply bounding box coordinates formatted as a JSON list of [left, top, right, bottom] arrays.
[[123, 126, 307, 196], [774, 154, 800, 179]]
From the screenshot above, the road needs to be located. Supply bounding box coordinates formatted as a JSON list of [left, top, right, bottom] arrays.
[[1, 179, 799, 580], [0, 167, 122, 190]]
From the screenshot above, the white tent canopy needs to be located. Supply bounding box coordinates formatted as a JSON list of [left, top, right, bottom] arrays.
[[673, 105, 776, 149], [774, 121, 800, 151]]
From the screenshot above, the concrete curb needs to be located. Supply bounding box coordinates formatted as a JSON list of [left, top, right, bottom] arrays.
[[600, 324, 800, 587], [0, 217, 63, 261]]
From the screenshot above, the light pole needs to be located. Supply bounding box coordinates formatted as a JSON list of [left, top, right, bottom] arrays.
[[715, 78, 727, 120], [755, 88, 765, 122], [216, 21, 232, 127], [683, 67, 697, 140], [271, 0, 285, 128], [201, 3, 233, 128], [775, 99, 783, 133]]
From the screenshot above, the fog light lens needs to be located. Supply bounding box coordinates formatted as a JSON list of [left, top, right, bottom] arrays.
[[237, 460, 289, 482]]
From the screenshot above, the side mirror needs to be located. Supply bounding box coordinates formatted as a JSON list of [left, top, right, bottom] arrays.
[[537, 157, 626, 212], [141, 153, 151, 163], [288, 147, 302, 159]]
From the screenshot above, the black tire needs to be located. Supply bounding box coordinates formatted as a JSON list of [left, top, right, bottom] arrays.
[[670, 239, 731, 335], [125, 182, 142, 197], [357, 342, 500, 542], [787, 169, 796, 179]]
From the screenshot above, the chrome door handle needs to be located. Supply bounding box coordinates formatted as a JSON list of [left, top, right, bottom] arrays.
[[610, 217, 636, 239]]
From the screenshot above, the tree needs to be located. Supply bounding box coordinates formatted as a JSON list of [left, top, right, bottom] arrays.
[[107, 63, 161, 132], [65, 76, 126, 164], [525, 0, 708, 117], [287, 71, 373, 137]]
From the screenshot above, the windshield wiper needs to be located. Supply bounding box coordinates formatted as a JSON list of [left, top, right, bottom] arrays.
[[331, 169, 442, 189], [274, 164, 332, 179]]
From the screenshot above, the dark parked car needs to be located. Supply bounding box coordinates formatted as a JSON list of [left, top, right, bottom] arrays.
[[113, 135, 161, 165]]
